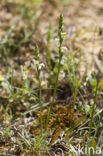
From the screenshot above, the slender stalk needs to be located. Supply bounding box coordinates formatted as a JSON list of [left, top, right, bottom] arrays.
[[89, 82, 98, 138], [35, 45, 43, 136], [67, 134, 74, 156], [70, 83, 78, 127], [11, 67, 14, 95], [39, 77, 42, 135], [46, 56, 62, 128], [47, 25, 53, 83], [73, 85, 78, 114], [46, 14, 64, 129]]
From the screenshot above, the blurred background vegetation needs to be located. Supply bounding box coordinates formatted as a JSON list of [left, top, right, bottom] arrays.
[[2, 0, 73, 5]]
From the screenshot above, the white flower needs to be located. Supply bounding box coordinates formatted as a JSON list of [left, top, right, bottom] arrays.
[[54, 38, 59, 41], [35, 60, 39, 65], [62, 46, 68, 52], [39, 63, 45, 69], [61, 32, 67, 37]]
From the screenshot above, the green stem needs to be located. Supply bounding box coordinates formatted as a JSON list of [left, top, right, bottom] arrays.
[[35, 45, 43, 136], [46, 14, 64, 130], [46, 56, 62, 129], [39, 77, 43, 136], [73, 85, 78, 115], [70, 84, 78, 127], [47, 25, 53, 83], [89, 83, 98, 138], [47, 42, 52, 83]]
